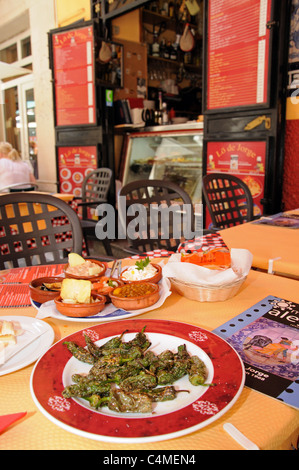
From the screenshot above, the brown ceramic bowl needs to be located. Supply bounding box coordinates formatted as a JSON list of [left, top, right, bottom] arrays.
[[63, 258, 107, 281], [29, 276, 63, 305], [54, 293, 106, 317], [91, 277, 124, 303], [109, 282, 160, 310], [120, 263, 162, 284]]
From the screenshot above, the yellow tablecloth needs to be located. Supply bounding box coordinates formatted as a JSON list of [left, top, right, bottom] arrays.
[[220, 220, 299, 279], [0, 265, 298, 450]]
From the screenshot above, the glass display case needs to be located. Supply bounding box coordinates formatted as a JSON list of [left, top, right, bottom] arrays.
[[120, 123, 204, 205]]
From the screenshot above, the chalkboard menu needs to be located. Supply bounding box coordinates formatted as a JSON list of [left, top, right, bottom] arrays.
[[206, 0, 272, 111], [52, 24, 96, 126]]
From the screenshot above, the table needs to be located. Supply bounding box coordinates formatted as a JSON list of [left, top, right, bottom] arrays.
[[220, 216, 299, 279], [52, 193, 74, 202], [0, 261, 298, 450]]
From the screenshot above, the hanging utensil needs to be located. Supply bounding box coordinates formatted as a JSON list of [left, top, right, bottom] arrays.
[[180, 24, 195, 52], [99, 26, 112, 63]]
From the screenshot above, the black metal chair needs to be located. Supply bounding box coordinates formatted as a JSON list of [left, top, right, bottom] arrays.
[[0, 182, 39, 193], [73, 168, 113, 256], [202, 173, 254, 230], [0, 192, 83, 269], [118, 179, 195, 255]]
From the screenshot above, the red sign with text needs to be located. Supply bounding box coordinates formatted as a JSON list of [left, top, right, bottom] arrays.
[[52, 25, 96, 126], [207, 0, 272, 110], [58, 146, 97, 198], [206, 141, 266, 227]]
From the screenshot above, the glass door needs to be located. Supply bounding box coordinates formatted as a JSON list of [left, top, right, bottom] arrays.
[[1, 75, 38, 177], [21, 81, 38, 177]]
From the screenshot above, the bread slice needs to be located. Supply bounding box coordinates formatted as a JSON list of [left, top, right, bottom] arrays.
[[0, 334, 16, 345], [0, 320, 15, 336]]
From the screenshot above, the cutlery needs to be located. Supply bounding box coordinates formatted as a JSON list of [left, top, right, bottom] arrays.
[[0, 331, 47, 366], [110, 259, 122, 278], [223, 423, 260, 450]]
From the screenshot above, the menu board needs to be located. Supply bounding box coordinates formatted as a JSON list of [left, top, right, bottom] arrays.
[[207, 0, 272, 111], [52, 24, 96, 126], [57, 146, 97, 197], [206, 140, 266, 225]]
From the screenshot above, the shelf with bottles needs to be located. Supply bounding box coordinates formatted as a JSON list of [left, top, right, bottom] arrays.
[[142, 2, 203, 72], [142, 8, 198, 31], [148, 53, 201, 70], [143, 0, 202, 29]]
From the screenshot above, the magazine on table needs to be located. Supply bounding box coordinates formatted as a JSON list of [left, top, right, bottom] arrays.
[[253, 212, 299, 228], [213, 295, 299, 410]]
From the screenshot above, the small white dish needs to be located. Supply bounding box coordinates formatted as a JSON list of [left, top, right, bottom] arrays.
[[0, 316, 54, 376]]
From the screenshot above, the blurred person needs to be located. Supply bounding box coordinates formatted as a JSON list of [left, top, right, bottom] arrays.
[[0, 142, 36, 191]]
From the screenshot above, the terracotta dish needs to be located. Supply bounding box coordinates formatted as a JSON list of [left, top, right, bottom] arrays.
[[54, 293, 106, 317], [109, 282, 160, 310], [64, 258, 106, 281], [91, 277, 124, 303], [120, 263, 162, 284], [29, 276, 63, 304]]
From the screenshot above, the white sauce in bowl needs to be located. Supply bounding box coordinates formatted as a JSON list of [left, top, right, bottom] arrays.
[[121, 264, 157, 281]]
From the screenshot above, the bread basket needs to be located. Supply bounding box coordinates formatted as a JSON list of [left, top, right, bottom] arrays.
[[169, 276, 246, 302]]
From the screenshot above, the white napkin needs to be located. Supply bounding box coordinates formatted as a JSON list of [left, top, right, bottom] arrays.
[[35, 277, 172, 320], [162, 249, 253, 287]]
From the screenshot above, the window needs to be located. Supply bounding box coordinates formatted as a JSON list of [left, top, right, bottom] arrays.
[[0, 31, 32, 66], [0, 43, 18, 63], [21, 36, 31, 59]]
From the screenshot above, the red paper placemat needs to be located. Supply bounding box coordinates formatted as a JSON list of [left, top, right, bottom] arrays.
[[0, 264, 64, 307]]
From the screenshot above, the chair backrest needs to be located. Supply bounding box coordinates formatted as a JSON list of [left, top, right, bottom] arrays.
[[0, 192, 83, 269], [81, 168, 112, 219], [0, 182, 39, 193], [119, 179, 195, 253], [202, 173, 254, 229]]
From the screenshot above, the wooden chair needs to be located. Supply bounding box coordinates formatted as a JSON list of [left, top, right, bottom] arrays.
[[202, 173, 254, 230], [73, 168, 113, 256], [0, 192, 83, 269], [118, 179, 195, 255]]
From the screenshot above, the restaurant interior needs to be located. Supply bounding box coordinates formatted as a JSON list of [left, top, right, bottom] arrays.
[[0, 0, 298, 452]]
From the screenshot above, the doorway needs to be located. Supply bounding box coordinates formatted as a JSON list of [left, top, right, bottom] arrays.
[[1, 75, 38, 177]]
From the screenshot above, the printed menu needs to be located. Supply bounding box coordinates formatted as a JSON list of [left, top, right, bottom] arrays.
[[207, 0, 272, 110], [214, 295, 299, 410], [0, 265, 64, 308], [52, 24, 96, 126]]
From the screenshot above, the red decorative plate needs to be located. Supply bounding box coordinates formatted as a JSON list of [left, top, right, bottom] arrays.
[[30, 319, 245, 443]]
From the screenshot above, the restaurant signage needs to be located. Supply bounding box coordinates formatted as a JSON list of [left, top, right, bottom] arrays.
[[206, 0, 272, 111], [57, 146, 98, 197], [52, 24, 96, 126], [206, 140, 267, 225]]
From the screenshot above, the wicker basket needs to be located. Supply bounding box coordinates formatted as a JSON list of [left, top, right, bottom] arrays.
[[169, 276, 247, 302]]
